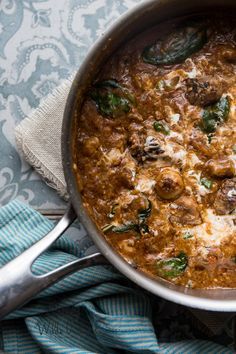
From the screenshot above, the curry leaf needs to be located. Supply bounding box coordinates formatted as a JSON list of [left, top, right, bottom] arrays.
[[142, 25, 207, 66], [156, 252, 188, 278], [200, 96, 230, 133]]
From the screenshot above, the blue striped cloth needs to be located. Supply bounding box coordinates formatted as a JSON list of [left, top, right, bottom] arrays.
[[0, 200, 233, 354]]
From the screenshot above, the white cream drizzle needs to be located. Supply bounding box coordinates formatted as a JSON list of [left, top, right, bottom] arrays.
[[193, 209, 236, 246]]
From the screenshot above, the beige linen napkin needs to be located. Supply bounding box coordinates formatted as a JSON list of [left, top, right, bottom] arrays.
[[15, 74, 75, 199], [15, 77, 235, 337]]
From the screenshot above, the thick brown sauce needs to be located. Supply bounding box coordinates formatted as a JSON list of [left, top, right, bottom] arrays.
[[75, 15, 236, 288]]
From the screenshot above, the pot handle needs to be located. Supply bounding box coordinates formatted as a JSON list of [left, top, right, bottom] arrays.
[[0, 204, 106, 320]]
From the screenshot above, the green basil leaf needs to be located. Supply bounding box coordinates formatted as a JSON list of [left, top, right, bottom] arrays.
[[138, 199, 152, 235], [142, 25, 207, 66], [138, 200, 152, 222], [102, 224, 115, 233], [91, 79, 133, 118], [201, 96, 230, 133], [207, 133, 214, 144], [102, 222, 140, 234], [107, 204, 118, 219], [153, 121, 170, 135], [112, 222, 140, 233], [139, 223, 149, 235], [183, 232, 193, 239], [156, 252, 188, 278], [200, 178, 212, 189], [103, 200, 152, 236], [91, 92, 130, 118]]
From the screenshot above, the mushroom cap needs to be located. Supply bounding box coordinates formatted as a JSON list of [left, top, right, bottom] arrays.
[[155, 168, 184, 200]]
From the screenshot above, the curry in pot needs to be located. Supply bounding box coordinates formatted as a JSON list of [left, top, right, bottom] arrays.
[[74, 15, 236, 288]]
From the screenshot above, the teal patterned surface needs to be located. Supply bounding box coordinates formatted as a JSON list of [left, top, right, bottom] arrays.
[[0, 0, 140, 208]]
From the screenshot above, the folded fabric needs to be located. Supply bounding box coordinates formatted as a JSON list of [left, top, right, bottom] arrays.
[[15, 76, 75, 199], [0, 200, 233, 354]]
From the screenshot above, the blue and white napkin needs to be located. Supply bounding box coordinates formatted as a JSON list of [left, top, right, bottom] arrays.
[[0, 200, 233, 354]]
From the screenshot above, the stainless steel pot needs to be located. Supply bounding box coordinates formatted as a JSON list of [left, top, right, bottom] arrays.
[[0, 0, 236, 318]]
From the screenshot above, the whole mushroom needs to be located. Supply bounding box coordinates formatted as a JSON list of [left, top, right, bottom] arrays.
[[155, 168, 184, 200]]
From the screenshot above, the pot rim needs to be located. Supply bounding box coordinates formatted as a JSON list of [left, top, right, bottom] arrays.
[[62, 0, 236, 311]]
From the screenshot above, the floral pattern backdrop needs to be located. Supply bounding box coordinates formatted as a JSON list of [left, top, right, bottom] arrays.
[[0, 1, 235, 350], [0, 0, 140, 209]]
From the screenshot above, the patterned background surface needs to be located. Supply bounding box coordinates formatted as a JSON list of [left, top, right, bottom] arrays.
[[0, 0, 140, 210], [0, 0, 235, 350]]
